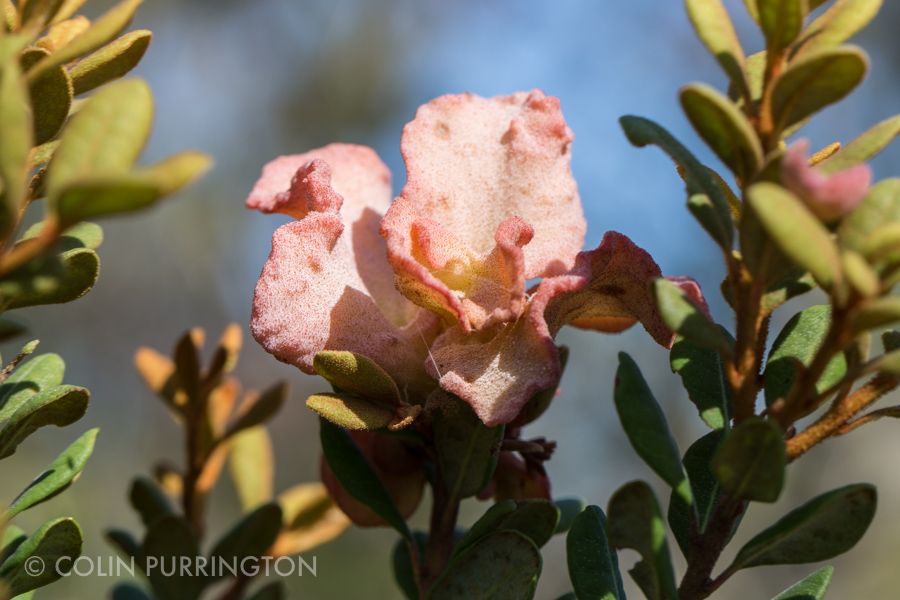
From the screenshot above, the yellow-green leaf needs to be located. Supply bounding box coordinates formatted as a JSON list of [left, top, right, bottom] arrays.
[[842, 251, 879, 298], [796, 0, 883, 55], [0, 247, 99, 309], [21, 47, 72, 145], [820, 115, 900, 174], [49, 0, 85, 24], [852, 297, 900, 333], [680, 83, 763, 182], [771, 46, 868, 133], [306, 392, 394, 431], [684, 0, 749, 100], [27, 0, 143, 82], [228, 425, 274, 511], [313, 350, 400, 405], [47, 77, 152, 194], [135, 150, 211, 196], [0, 57, 31, 237], [69, 29, 151, 95], [748, 183, 841, 290], [758, 0, 807, 51]]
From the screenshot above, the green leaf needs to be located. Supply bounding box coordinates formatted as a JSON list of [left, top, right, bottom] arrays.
[[19, 0, 67, 28], [771, 46, 868, 133], [0, 56, 31, 237], [0, 247, 100, 309], [713, 417, 785, 502], [680, 83, 762, 182], [842, 250, 879, 298], [797, 0, 883, 55], [858, 222, 900, 265], [128, 476, 176, 528], [684, 0, 749, 98], [208, 503, 282, 569], [429, 531, 541, 600], [772, 566, 834, 600], [668, 431, 727, 558], [141, 515, 204, 600], [729, 484, 876, 569], [23, 221, 104, 250], [654, 279, 731, 354], [306, 392, 394, 431], [820, 115, 900, 174], [747, 183, 841, 290], [135, 150, 212, 196], [50, 176, 157, 226], [434, 395, 503, 500], [458, 500, 560, 554], [765, 305, 847, 405], [620, 116, 732, 249], [839, 179, 900, 253], [49, 0, 86, 24], [555, 497, 585, 534], [607, 481, 678, 600], [70, 30, 151, 95], [566, 506, 626, 600], [319, 417, 411, 539], [6, 428, 96, 517], [50, 151, 212, 225], [21, 47, 72, 145], [671, 334, 732, 429], [0, 518, 82, 596], [314, 350, 401, 404], [758, 0, 807, 50], [228, 426, 274, 511], [0, 385, 89, 459], [852, 296, 900, 333], [614, 353, 691, 504], [224, 381, 286, 437], [0, 353, 64, 419], [27, 0, 144, 81], [46, 77, 152, 195]]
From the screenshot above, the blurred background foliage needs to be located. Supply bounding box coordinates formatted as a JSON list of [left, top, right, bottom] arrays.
[[6, 0, 898, 597]]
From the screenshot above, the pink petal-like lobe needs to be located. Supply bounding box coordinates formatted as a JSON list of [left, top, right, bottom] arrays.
[[427, 231, 694, 425], [249, 145, 432, 391], [782, 139, 872, 221], [382, 90, 586, 329]]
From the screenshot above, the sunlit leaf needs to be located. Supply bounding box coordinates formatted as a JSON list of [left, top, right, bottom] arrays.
[[70, 30, 151, 95], [6, 427, 97, 516], [771, 46, 868, 133], [748, 183, 841, 290], [680, 83, 762, 182]]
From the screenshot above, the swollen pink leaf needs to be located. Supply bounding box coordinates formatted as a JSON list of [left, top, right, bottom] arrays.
[[782, 139, 872, 221]]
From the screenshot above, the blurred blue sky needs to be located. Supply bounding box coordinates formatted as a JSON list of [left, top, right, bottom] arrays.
[[7, 1, 900, 598]]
